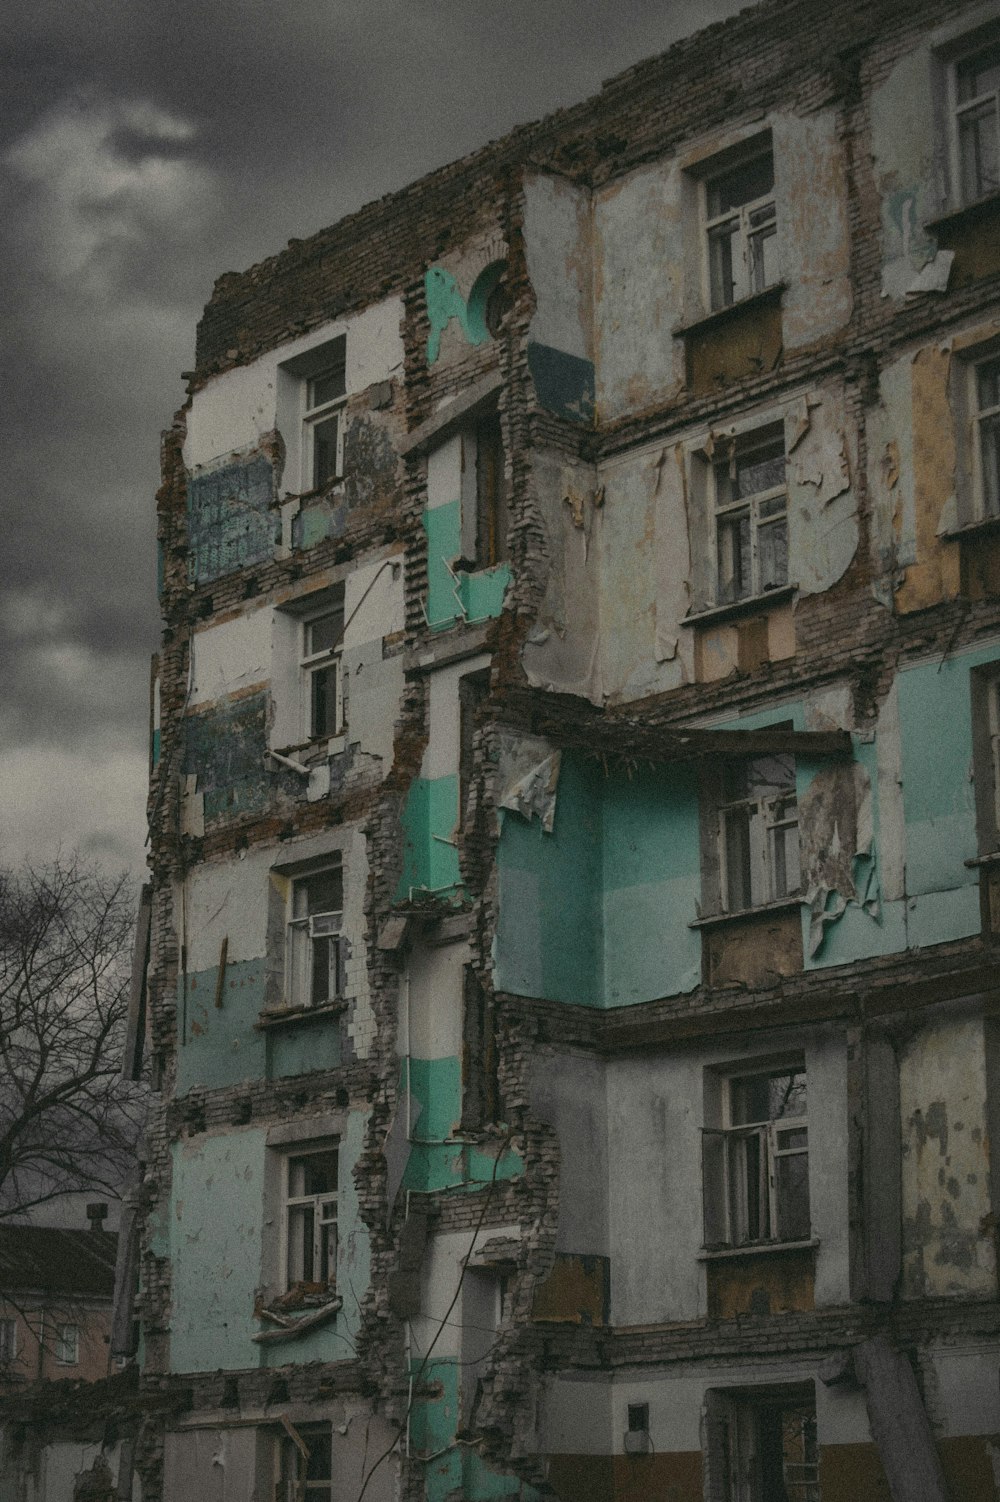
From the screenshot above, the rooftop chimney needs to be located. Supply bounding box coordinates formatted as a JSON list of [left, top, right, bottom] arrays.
[[86, 1202, 108, 1232]]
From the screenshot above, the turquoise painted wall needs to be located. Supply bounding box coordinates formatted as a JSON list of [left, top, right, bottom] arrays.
[[411, 1358, 539, 1501], [401, 1057, 522, 1193], [176, 958, 268, 1094], [423, 504, 511, 632], [397, 774, 462, 900], [169, 1110, 370, 1373], [495, 755, 603, 1005]]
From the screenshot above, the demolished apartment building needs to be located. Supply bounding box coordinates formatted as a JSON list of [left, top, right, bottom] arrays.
[[124, 0, 1000, 1496]]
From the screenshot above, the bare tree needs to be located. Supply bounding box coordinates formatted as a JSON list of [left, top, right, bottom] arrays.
[[0, 858, 142, 1222]]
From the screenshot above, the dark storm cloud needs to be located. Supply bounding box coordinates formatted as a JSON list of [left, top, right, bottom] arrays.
[[0, 0, 749, 876]]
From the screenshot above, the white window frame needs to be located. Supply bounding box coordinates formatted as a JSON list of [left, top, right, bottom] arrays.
[[281, 1146, 339, 1299], [702, 146, 779, 311], [703, 1065, 810, 1250], [303, 371, 346, 492], [55, 1322, 79, 1366], [971, 353, 1000, 521], [275, 1420, 333, 1501], [300, 604, 344, 742], [285, 864, 345, 1010], [948, 39, 1000, 209], [717, 754, 800, 913], [712, 425, 789, 608], [0, 1317, 16, 1364]]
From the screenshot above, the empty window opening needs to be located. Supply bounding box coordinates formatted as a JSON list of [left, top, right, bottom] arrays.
[[703, 1065, 810, 1249], [974, 356, 1000, 520], [714, 426, 788, 606], [287, 864, 345, 1008], [284, 1148, 339, 1297], [708, 1389, 820, 1502], [705, 149, 778, 310], [277, 1422, 333, 1501]]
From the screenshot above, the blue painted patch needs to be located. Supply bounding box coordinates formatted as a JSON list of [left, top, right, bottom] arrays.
[[527, 342, 595, 424], [187, 454, 276, 585], [183, 691, 271, 822]]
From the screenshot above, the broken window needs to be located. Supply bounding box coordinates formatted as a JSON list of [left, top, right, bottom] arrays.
[[286, 864, 346, 1009], [714, 425, 788, 606], [284, 1149, 339, 1298], [301, 586, 345, 741], [303, 339, 347, 490], [276, 1421, 333, 1501], [705, 1387, 820, 1502], [709, 752, 800, 913], [703, 1065, 810, 1249], [704, 147, 778, 310], [460, 413, 508, 570], [952, 41, 1000, 207]]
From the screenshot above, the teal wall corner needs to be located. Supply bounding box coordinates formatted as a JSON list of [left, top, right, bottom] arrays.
[[396, 774, 462, 902]]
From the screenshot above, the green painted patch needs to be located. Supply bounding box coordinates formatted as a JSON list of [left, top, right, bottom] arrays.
[[425, 266, 491, 364], [526, 342, 595, 424], [176, 958, 268, 1094], [186, 453, 275, 585], [183, 691, 271, 823], [400, 1057, 522, 1192], [411, 1358, 539, 1501], [268, 1015, 342, 1079], [423, 500, 463, 630], [396, 774, 462, 900], [459, 562, 511, 623]]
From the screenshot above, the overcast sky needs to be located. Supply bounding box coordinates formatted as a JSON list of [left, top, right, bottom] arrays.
[[0, 0, 751, 884]]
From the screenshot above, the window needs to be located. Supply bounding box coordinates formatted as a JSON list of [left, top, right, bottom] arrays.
[[704, 147, 778, 310], [460, 413, 508, 570], [716, 753, 800, 912], [301, 589, 345, 741], [284, 1148, 338, 1298], [714, 426, 788, 606], [706, 1388, 820, 1502], [303, 342, 347, 491], [951, 42, 1000, 207], [971, 664, 1000, 854], [286, 865, 345, 1008], [703, 1065, 810, 1249], [973, 355, 1000, 520], [276, 1422, 332, 1501], [0, 1318, 16, 1364], [55, 1323, 79, 1366]]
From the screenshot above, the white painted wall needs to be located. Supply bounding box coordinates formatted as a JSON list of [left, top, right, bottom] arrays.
[[426, 432, 463, 512], [185, 846, 272, 970], [183, 297, 404, 472], [523, 173, 592, 360], [421, 653, 491, 780], [605, 1030, 850, 1325], [405, 935, 469, 1062], [190, 607, 271, 706]]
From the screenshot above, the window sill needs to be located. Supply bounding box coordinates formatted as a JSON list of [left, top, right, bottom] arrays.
[[925, 191, 1000, 236], [674, 281, 786, 340], [940, 514, 1000, 543], [690, 896, 802, 930], [255, 999, 348, 1031], [699, 1237, 818, 1262], [681, 584, 797, 630]]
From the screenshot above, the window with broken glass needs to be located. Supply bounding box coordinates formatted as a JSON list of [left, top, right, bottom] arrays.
[[301, 593, 345, 741], [952, 42, 1000, 207], [706, 1388, 820, 1502], [284, 1149, 338, 1298], [286, 865, 345, 1009], [703, 1067, 810, 1249], [714, 426, 788, 606], [276, 1421, 333, 1501], [718, 752, 800, 913], [704, 149, 778, 310], [303, 343, 347, 491]]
